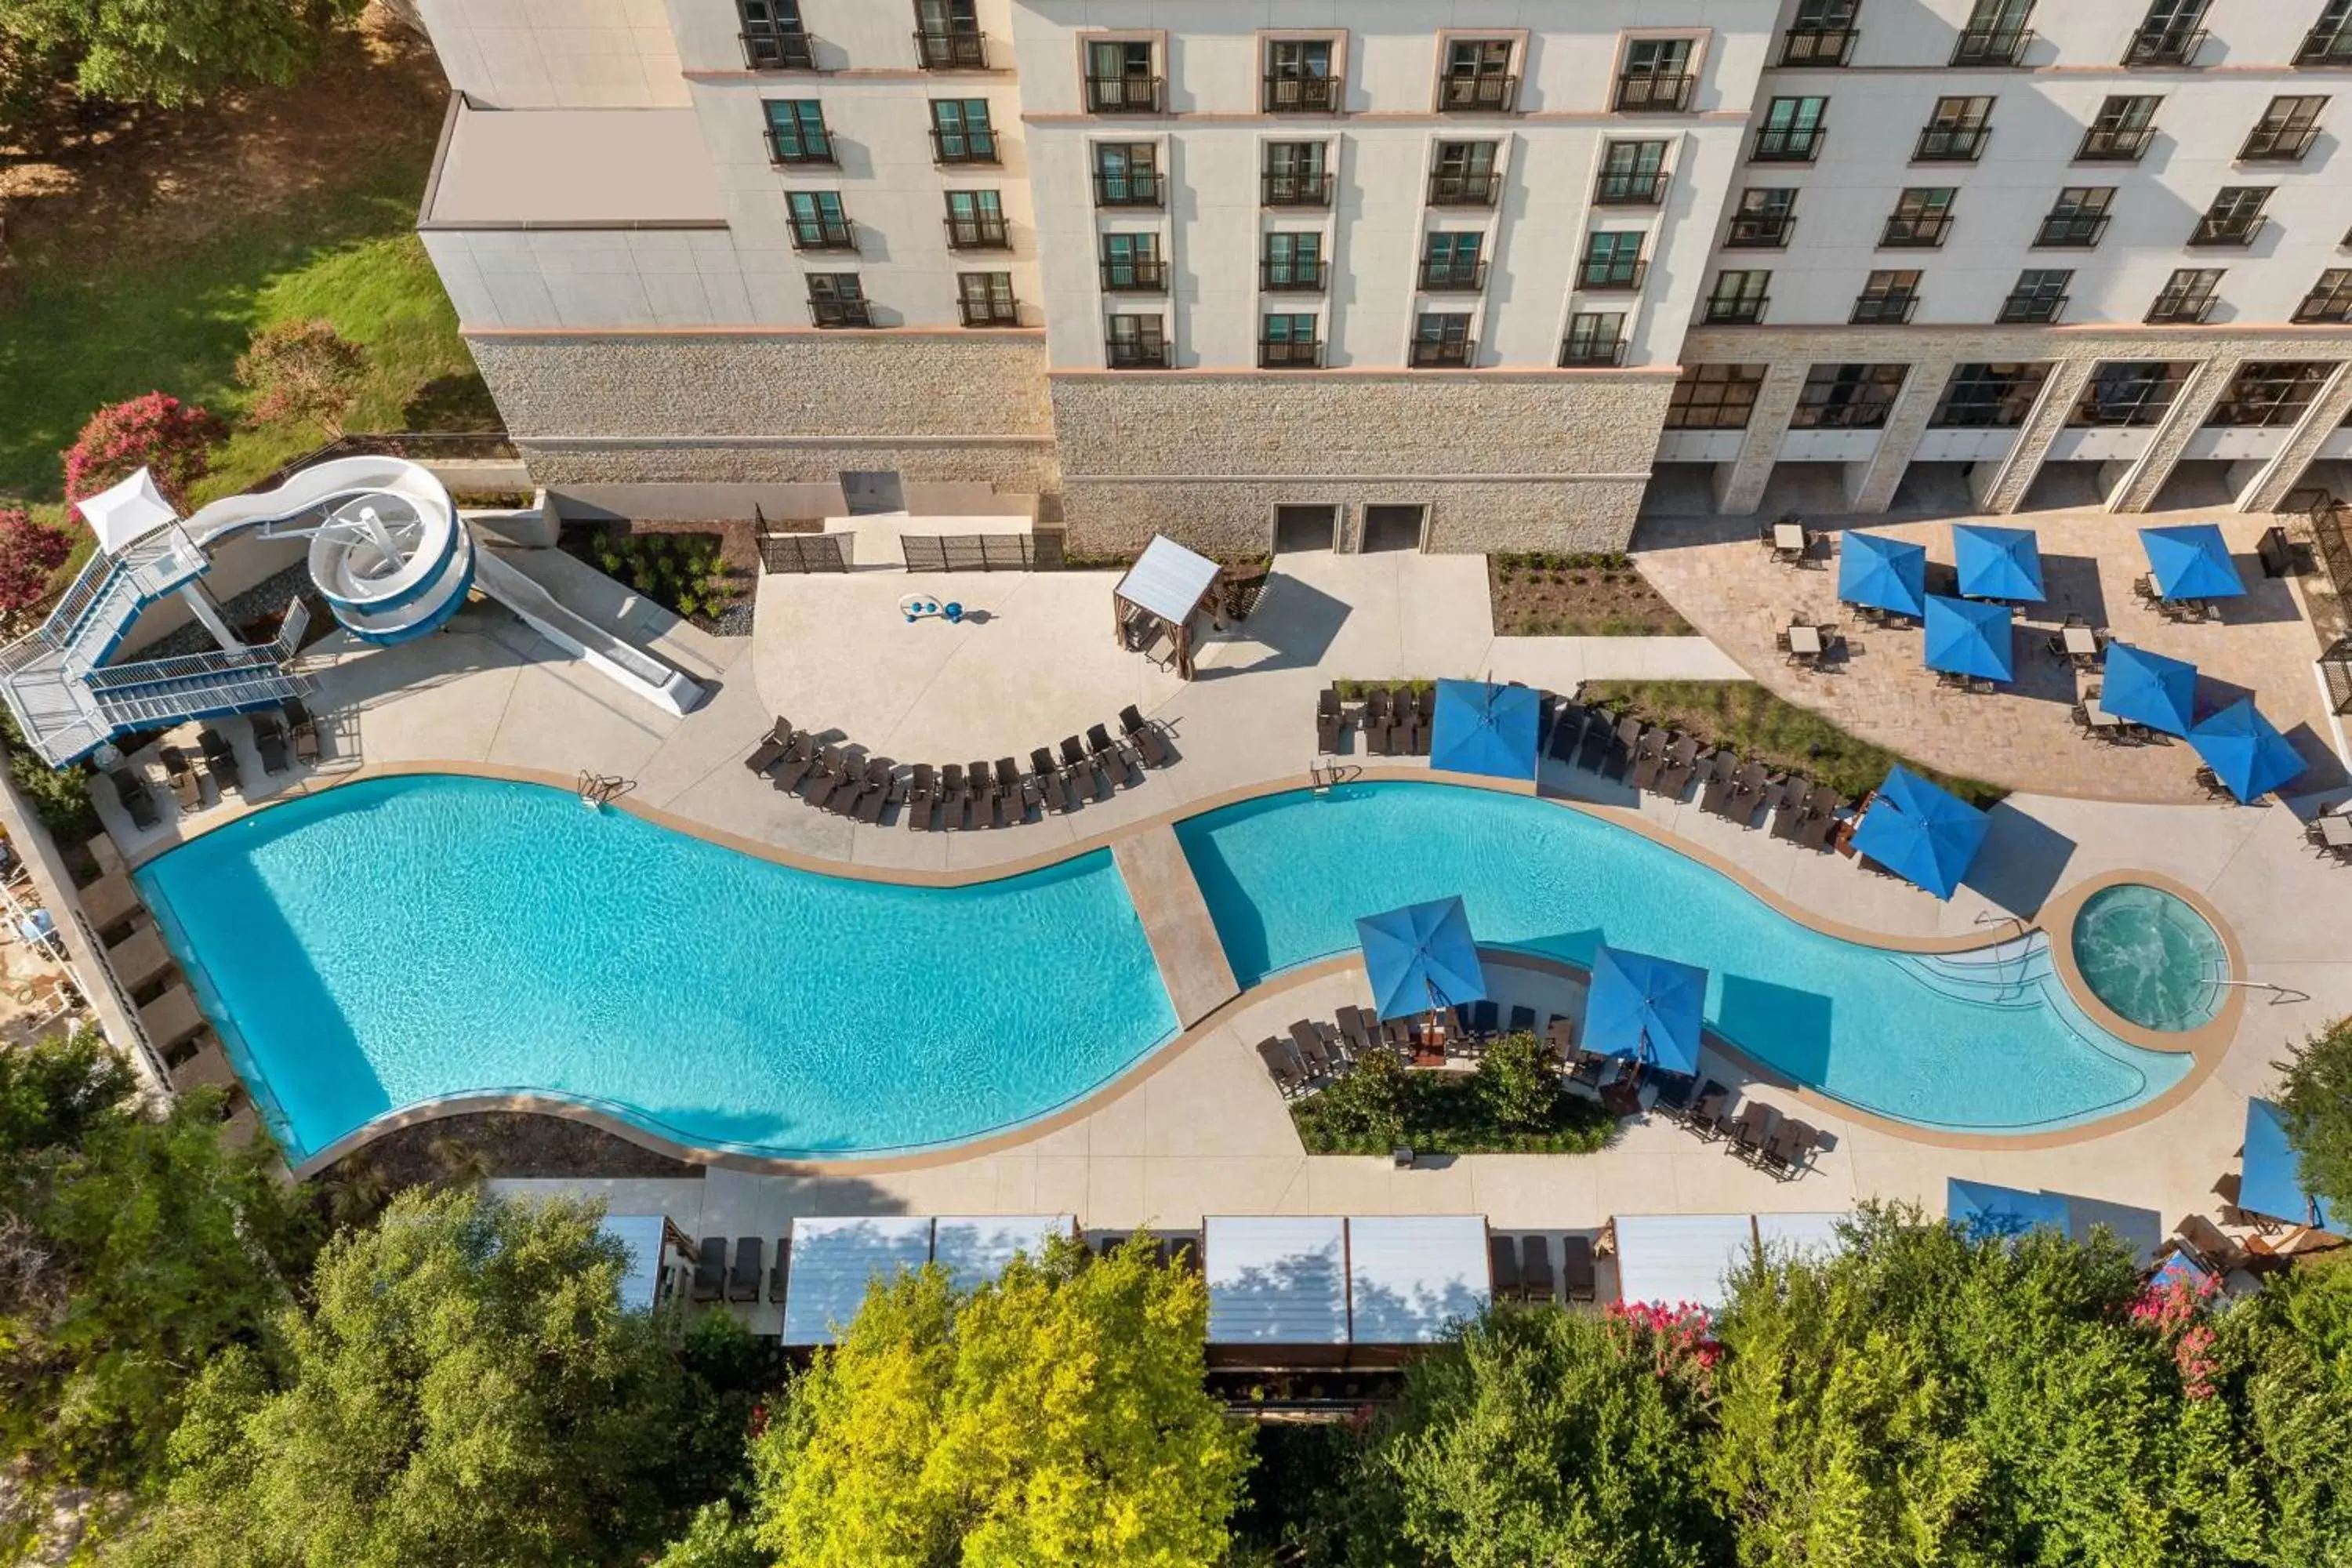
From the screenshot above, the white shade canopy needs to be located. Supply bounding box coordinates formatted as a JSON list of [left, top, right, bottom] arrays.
[[1205, 1216, 1349, 1345], [599, 1214, 668, 1314], [1615, 1212, 1853, 1309], [1346, 1215, 1490, 1345], [782, 1216, 935, 1345], [1114, 535, 1220, 626], [930, 1214, 1073, 1293], [73, 467, 180, 555]]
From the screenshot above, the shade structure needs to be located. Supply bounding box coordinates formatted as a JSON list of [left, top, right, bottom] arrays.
[[2140, 524, 2247, 601], [1849, 764, 1989, 900], [1345, 1216, 1491, 1345], [931, 1214, 1074, 1293], [2099, 642, 2198, 736], [2242, 1098, 2333, 1231], [600, 1214, 668, 1313], [1923, 595, 2015, 682], [1428, 679, 1540, 780], [1949, 1178, 2073, 1240], [1953, 524, 2046, 602], [1584, 943, 1707, 1076], [782, 1217, 935, 1345], [1356, 896, 1486, 1021], [73, 467, 180, 555], [1837, 532, 1928, 618], [1113, 535, 1220, 626], [2188, 699, 2307, 803], [1204, 1216, 1349, 1345]]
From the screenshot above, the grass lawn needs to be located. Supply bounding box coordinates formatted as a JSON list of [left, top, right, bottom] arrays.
[[1581, 679, 2006, 807]]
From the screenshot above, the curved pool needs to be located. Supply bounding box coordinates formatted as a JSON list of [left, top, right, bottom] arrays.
[[1174, 783, 2195, 1132], [2071, 884, 2227, 1033], [136, 775, 1177, 1162]]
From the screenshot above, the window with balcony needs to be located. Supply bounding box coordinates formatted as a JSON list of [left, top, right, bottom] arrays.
[[943, 190, 1007, 250], [913, 0, 985, 70], [956, 271, 1017, 326], [1086, 40, 1162, 114], [1099, 232, 1163, 292], [1726, 188, 1797, 249], [1595, 141, 1669, 205], [2243, 96, 2328, 162], [764, 100, 832, 165], [1916, 96, 1993, 162], [1265, 39, 1339, 113], [1753, 96, 1827, 162], [786, 191, 853, 250], [929, 100, 996, 163], [1106, 313, 1168, 368], [2080, 96, 2161, 161], [805, 274, 868, 328], [1561, 312, 1627, 367], [2300, 0, 2352, 65], [1260, 313, 1321, 368], [1664, 364, 1765, 430], [1791, 364, 1908, 430], [740, 0, 813, 71], [1930, 363, 2051, 428], [2071, 362, 2193, 426], [1430, 141, 1501, 205], [2035, 187, 2114, 246], [2296, 269, 2352, 322], [1782, 0, 1860, 66], [1616, 38, 1695, 112], [2147, 267, 2224, 323], [1094, 143, 1161, 207], [1852, 270, 1922, 325], [1580, 231, 1648, 291], [2125, 0, 2208, 65], [2192, 187, 2272, 246], [2208, 362, 2336, 427], [1881, 188, 1955, 247], [1953, 0, 2033, 65], [1440, 39, 1517, 111], [1410, 312, 1475, 366], [1999, 268, 2071, 324], [1420, 232, 1486, 292], [1706, 270, 1771, 324], [1262, 233, 1326, 292], [1264, 141, 1332, 206]]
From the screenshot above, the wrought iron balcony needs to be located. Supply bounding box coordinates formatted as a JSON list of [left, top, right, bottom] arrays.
[[1408, 337, 1475, 367], [958, 296, 1021, 327], [1751, 125, 1824, 162], [1258, 339, 1323, 368], [1429, 170, 1501, 206], [1704, 295, 1769, 325], [1438, 74, 1518, 112], [807, 297, 870, 328], [1997, 293, 2067, 325], [1260, 260, 1327, 292], [767, 133, 834, 167], [1093, 172, 1163, 208], [1593, 171, 1668, 206], [1263, 74, 1340, 113], [1850, 293, 1920, 325], [1560, 335, 1628, 367], [2034, 212, 2110, 247], [1262, 172, 1333, 206], [929, 127, 999, 165], [1106, 339, 1171, 368], [1914, 125, 1990, 162], [944, 216, 1011, 250], [1726, 213, 1795, 248], [2241, 125, 2321, 162], [2296, 25, 2352, 65], [1614, 73, 1694, 112], [1780, 27, 1857, 66], [1087, 74, 1165, 114], [2146, 296, 2217, 325], [2077, 127, 2154, 162], [741, 27, 815, 71], [2123, 27, 2205, 66], [1880, 214, 1952, 248], [1951, 27, 2031, 66], [1100, 259, 1166, 291], [1417, 259, 1488, 292], [1579, 260, 1649, 292], [912, 29, 986, 69], [788, 218, 856, 252], [2293, 292, 2352, 324], [2190, 212, 2267, 247]]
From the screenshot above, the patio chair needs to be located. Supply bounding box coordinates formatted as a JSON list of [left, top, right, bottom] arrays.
[[856, 770, 892, 825], [1547, 701, 1588, 763], [107, 768, 159, 831], [1318, 688, 1341, 723], [1364, 718, 1394, 757], [1760, 1119, 1814, 1178], [1290, 1018, 1336, 1076], [1406, 719, 1431, 757], [1337, 1004, 1381, 1060], [1687, 1080, 1730, 1138], [1317, 705, 1341, 754], [1771, 778, 1813, 842], [1415, 684, 1437, 723], [1519, 1235, 1556, 1302], [771, 737, 816, 792], [1698, 751, 1740, 816], [198, 728, 242, 795], [1650, 1072, 1697, 1123], [1656, 735, 1700, 799], [1359, 688, 1390, 729], [252, 714, 292, 776], [158, 746, 201, 813], [1087, 722, 1120, 763], [745, 717, 794, 773], [1632, 738, 1668, 793], [1488, 1233, 1523, 1301], [1561, 1234, 1598, 1302], [768, 1240, 790, 1304], [1799, 797, 1846, 851], [691, 1238, 726, 1302], [2192, 766, 2236, 804], [2132, 575, 2161, 604], [1727, 1104, 1780, 1164], [995, 755, 1025, 804], [906, 764, 938, 830], [1255, 1037, 1308, 1098], [2172, 1213, 2250, 1276], [1124, 710, 1174, 768], [964, 760, 996, 829], [1506, 1004, 1536, 1036], [282, 699, 321, 762], [1576, 709, 1616, 773], [728, 1236, 762, 1303], [1025, 749, 1066, 814]]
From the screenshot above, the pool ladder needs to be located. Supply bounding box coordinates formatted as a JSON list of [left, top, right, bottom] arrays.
[[576, 771, 632, 808]]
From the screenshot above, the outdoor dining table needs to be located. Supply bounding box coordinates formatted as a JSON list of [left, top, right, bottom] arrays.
[[2082, 695, 2123, 733], [2061, 625, 2100, 660], [1788, 622, 1823, 657], [1773, 521, 1807, 554]]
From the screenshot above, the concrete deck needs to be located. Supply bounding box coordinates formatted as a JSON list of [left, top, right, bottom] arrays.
[[1112, 825, 1239, 1029]]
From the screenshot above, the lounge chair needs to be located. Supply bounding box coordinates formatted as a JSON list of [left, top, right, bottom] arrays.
[[768, 1240, 790, 1304], [1687, 1080, 1730, 1138], [1416, 685, 1437, 722], [1125, 712, 1174, 768], [1289, 1018, 1336, 1076], [1022, 749, 1063, 813], [1337, 1004, 1381, 1060], [1799, 795, 1846, 851], [1561, 1234, 1597, 1302], [1547, 701, 1588, 763], [1577, 709, 1616, 773], [745, 717, 794, 773], [1698, 750, 1740, 815], [1727, 1104, 1779, 1163], [1762, 1119, 1820, 1178], [964, 760, 996, 829], [1632, 742, 1668, 793], [251, 714, 291, 775], [729, 1236, 762, 1303], [1489, 1233, 1523, 1301], [2172, 1214, 2252, 1276], [995, 757, 1025, 810], [282, 698, 321, 762], [771, 738, 816, 791], [1505, 1004, 1535, 1036], [691, 1237, 726, 1302], [198, 728, 242, 794], [1650, 1072, 1696, 1123], [1771, 777, 1813, 841], [855, 773, 891, 825], [159, 746, 201, 812], [1408, 718, 1432, 757], [1318, 688, 1341, 723], [1655, 735, 1700, 799], [1317, 706, 1341, 753], [1256, 1037, 1308, 1098], [1359, 688, 1390, 731], [1087, 722, 1119, 762], [1365, 720, 1394, 757], [107, 768, 159, 830], [1520, 1235, 1556, 1302], [1726, 764, 1769, 825]]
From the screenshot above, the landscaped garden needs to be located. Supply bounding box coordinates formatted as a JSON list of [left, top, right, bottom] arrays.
[[1488, 550, 1694, 637], [1292, 1033, 1617, 1156]]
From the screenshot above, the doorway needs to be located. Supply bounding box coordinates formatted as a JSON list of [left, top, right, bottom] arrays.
[[1361, 504, 1427, 553], [839, 470, 906, 515], [1272, 504, 1339, 553]]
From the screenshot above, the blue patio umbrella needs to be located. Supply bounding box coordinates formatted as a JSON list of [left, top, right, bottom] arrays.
[[1953, 524, 2046, 602], [2150, 1249, 2214, 1294], [2242, 1098, 2334, 1231], [2098, 642, 2198, 737], [1948, 1178, 2072, 1240], [1583, 945, 1707, 1077], [2188, 699, 2307, 803], [2140, 524, 2247, 602], [1848, 764, 1990, 900], [1356, 896, 1488, 1022], [1923, 595, 2016, 683], [1837, 532, 1929, 619], [1428, 679, 1541, 781]]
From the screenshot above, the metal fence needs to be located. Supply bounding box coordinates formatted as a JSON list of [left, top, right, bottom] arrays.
[[899, 533, 1060, 572], [757, 532, 851, 574]]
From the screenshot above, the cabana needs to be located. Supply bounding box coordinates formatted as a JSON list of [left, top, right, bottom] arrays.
[[1112, 535, 1222, 679], [1345, 1215, 1491, 1358], [1613, 1212, 1851, 1310], [1584, 943, 1707, 1077], [781, 1216, 935, 1345], [2140, 524, 2247, 603], [599, 1214, 680, 1313], [1924, 594, 2016, 683], [2099, 643, 2198, 737], [1356, 895, 1486, 1021], [1948, 1178, 2072, 1240], [1953, 524, 2045, 603], [2241, 1098, 2334, 1231], [1849, 764, 1990, 900], [1428, 679, 1540, 782], [2188, 699, 2307, 803], [931, 1214, 1076, 1293], [1203, 1215, 1351, 1367], [1837, 532, 1928, 619]]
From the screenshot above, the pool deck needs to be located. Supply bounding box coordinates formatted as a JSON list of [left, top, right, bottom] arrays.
[[1112, 826, 1238, 1029]]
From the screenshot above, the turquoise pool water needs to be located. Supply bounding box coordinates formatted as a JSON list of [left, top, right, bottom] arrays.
[[2071, 884, 2227, 1033], [1174, 783, 2195, 1132], [136, 775, 1177, 1162]]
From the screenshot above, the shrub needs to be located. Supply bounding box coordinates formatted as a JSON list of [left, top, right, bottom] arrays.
[[1471, 1031, 1557, 1133], [1305, 1047, 1410, 1147], [60, 392, 225, 506], [0, 510, 72, 624], [2274, 1015, 2352, 1222], [234, 319, 368, 437]]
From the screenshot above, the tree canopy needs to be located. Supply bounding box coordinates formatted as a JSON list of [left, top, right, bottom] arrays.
[[1, 0, 367, 110], [2274, 1015, 2352, 1225]]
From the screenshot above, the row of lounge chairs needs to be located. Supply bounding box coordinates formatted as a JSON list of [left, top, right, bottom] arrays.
[[1316, 684, 1436, 756], [1489, 1232, 1598, 1304], [1669, 1078, 1824, 1181], [103, 700, 323, 829], [693, 1234, 789, 1305]]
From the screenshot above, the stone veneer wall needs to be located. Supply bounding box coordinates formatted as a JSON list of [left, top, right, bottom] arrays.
[[1047, 370, 1679, 557]]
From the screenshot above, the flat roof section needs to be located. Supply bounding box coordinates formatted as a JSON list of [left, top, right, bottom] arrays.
[[1205, 1216, 1349, 1345], [781, 1216, 935, 1346], [1346, 1215, 1490, 1345], [428, 103, 725, 227]]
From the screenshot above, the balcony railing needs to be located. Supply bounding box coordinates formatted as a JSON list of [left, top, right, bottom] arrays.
[[913, 30, 986, 69], [1258, 339, 1323, 368], [807, 297, 871, 328], [2146, 296, 2217, 324], [1998, 293, 2068, 324], [1262, 171, 1333, 206], [1263, 74, 1340, 113], [767, 133, 835, 166], [1780, 27, 1858, 66], [1560, 336, 1628, 367], [1881, 213, 1952, 247], [1107, 339, 1171, 368], [1100, 259, 1166, 291], [1751, 126, 1824, 162], [2293, 294, 2352, 324], [1850, 293, 1920, 325], [2124, 27, 2205, 66], [742, 27, 815, 70], [1705, 295, 1769, 325], [2190, 213, 2267, 246], [1093, 172, 1163, 207], [1726, 213, 1795, 248], [1579, 260, 1650, 292], [789, 218, 856, 251], [1438, 74, 1517, 112], [1429, 170, 1501, 206], [1614, 73, 1694, 112], [1408, 337, 1475, 367], [944, 216, 1011, 250], [2034, 212, 2111, 246], [1915, 125, 1990, 162], [958, 296, 1021, 327], [1951, 27, 2031, 65], [2077, 126, 2154, 161], [1417, 260, 1488, 292], [2241, 125, 2321, 161], [1593, 171, 1668, 206], [1087, 75, 1165, 114], [2296, 25, 2352, 65], [930, 128, 999, 165], [1260, 261, 1327, 292]]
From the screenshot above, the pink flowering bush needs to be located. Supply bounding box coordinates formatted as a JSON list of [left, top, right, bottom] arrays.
[[1606, 1298, 1722, 1383], [0, 510, 73, 624], [2131, 1269, 2223, 1398], [60, 392, 226, 507]]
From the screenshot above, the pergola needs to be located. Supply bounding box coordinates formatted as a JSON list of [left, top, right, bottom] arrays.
[[1112, 535, 1221, 679], [2325, 634, 2352, 717]]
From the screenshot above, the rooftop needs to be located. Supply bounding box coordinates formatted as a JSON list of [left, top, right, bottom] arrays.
[[426, 104, 724, 228]]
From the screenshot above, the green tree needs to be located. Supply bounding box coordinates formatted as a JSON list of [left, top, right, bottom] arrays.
[[2211, 1251, 2352, 1566], [1305, 1047, 1410, 1148], [1470, 1031, 1557, 1134], [652, 1502, 767, 1568], [1, 0, 366, 108], [234, 319, 369, 437], [2274, 1015, 2352, 1222], [0, 1024, 134, 1156], [751, 1234, 1251, 1568]]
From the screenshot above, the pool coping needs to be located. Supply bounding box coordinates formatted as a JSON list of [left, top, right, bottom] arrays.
[[125, 760, 2238, 1175]]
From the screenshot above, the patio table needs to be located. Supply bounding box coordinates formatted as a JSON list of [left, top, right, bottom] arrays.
[[2322, 816, 2352, 850], [1773, 522, 1807, 555], [2082, 696, 2122, 732], [1788, 623, 1823, 657], [2062, 625, 2099, 659]]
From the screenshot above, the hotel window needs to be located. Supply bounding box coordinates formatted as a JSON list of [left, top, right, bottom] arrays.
[[1664, 365, 1765, 430], [956, 271, 1017, 327], [1882, 188, 1955, 248], [2299, 0, 2352, 65], [942, 191, 1007, 250], [1260, 313, 1320, 367], [1615, 37, 1695, 112], [2242, 96, 2328, 162], [1953, 0, 2033, 66], [929, 99, 996, 163], [1782, 0, 1860, 66], [1420, 232, 1486, 292], [1439, 39, 1518, 111], [1262, 232, 1326, 292], [763, 100, 831, 164], [1929, 363, 2052, 429], [2208, 363, 2336, 428], [1093, 143, 1161, 207], [913, 0, 985, 69], [2147, 267, 2223, 323], [1560, 312, 1626, 367], [2035, 187, 2114, 247], [786, 191, 852, 249], [1791, 364, 1909, 431], [1595, 141, 1668, 206], [1264, 141, 1332, 206], [1106, 313, 1168, 367], [1705, 270, 1771, 324], [804, 274, 868, 328], [739, 0, 812, 70], [1916, 96, 1993, 162], [1726, 188, 1796, 248], [1753, 96, 1827, 162], [1998, 269, 2071, 325], [1431, 140, 1501, 206], [1265, 39, 1338, 112], [2079, 96, 2161, 162], [1086, 40, 1162, 114], [2070, 362, 2193, 426], [1580, 231, 1648, 291], [2125, 0, 2209, 65], [1409, 311, 1475, 367], [1099, 233, 1163, 291], [1851, 270, 1922, 325], [2296, 270, 2352, 323], [2191, 187, 2272, 247]]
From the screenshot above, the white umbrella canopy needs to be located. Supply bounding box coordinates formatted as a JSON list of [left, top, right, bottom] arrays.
[[73, 468, 181, 555]]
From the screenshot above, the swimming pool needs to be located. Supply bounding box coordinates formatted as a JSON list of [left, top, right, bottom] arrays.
[[1174, 783, 2195, 1132], [2071, 884, 2227, 1033], [136, 775, 1177, 1162]]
